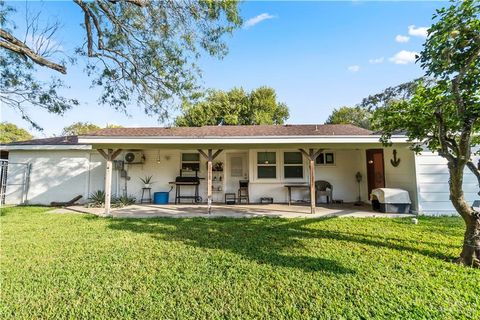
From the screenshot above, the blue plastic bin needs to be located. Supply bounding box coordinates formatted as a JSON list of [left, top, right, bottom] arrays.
[[153, 192, 169, 204]]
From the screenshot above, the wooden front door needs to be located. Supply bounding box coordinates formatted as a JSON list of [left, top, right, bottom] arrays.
[[366, 149, 385, 196]]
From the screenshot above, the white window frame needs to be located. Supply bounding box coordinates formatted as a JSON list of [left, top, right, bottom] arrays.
[[256, 151, 277, 179], [181, 152, 200, 172], [283, 151, 304, 179], [315, 151, 336, 166]]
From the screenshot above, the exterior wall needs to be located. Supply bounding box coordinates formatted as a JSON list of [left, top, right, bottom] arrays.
[[121, 148, 376, 204], [4, 145, 420, 208], [5, 150, 107, 205], [124, 149, 196, 202], [246, 149, 366, 203], [415, 148, 479, 215], [383, 146, 418, 211]]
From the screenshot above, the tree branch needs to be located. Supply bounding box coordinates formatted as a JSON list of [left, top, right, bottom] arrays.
[[0, 29, 66, 74]]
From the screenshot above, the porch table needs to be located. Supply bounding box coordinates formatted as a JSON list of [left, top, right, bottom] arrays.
[[284, 184, 310, 205]]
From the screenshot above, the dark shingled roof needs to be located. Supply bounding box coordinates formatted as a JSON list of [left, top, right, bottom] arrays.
[[5, 136, 79, 146], [85, 124, 373, 137]]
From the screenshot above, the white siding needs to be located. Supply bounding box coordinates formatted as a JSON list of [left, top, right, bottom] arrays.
[[415, 148, 479, 215], [6, 151, 96, 205], [383, 146, 418, 210]]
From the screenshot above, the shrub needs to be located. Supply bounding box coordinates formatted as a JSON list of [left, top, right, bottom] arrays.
[[114, 195, 136, 207], [88, 190, 105, 207], [87, 191, 136, 208]]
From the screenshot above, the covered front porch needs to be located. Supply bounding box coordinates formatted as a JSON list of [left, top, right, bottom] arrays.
[[78, 128, 417, 216]]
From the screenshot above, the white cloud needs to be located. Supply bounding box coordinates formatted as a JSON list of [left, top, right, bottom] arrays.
[[408, 25, 428, 38], [395, 35, 410, 43], [243, 13, 275, 29], [348, 65, 360, 72], [369, 57, 384, 64], [389, 50, 418, 65]]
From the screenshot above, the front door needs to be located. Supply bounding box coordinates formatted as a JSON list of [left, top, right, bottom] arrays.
[[366, 149, 385, 196], [226, 153, 248, 193]]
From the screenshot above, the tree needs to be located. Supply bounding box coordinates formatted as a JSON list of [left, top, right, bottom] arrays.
[[174, 87, 290, 126], [1, 1, 242, 129], [0, 122, 33, 143], [105, 123, 123, 129], [325, 106, 372, 129], [61, 122, 101, 136], [373, 0, 480, 267], [61, 122, 124, 135]]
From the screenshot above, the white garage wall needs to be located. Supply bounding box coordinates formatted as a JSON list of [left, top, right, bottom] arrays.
[[415, 148, 479, 215], [6, 151, 94, 205]]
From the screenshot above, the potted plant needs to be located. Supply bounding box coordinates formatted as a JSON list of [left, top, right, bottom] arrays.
[[140, 176, 153, 188], [213, 162, 224, 171]]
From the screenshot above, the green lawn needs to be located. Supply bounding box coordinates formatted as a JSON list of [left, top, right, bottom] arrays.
[[1, 207, 479, 319]]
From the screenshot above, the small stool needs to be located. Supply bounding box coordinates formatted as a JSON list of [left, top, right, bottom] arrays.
[[141, 188, 152, 204], [225, 193, 236, 205], [260, 197, 273, 204]]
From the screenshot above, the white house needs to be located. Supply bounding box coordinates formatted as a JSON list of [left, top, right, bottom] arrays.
[[1, 124, 478, 215]]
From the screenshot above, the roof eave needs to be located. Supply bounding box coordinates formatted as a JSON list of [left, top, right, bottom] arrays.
[[0, 145, 92, 151]]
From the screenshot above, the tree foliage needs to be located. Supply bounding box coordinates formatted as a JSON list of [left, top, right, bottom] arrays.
[[0, 122, 33, 143], [61, 122, 123, 136], [0, 3, 79, 130], [175, 87, 290, 127], [0, 0, 242, 128], [325, 106, 372, 129], [61, 122, 101, 136], [373, 0, 480, 267]]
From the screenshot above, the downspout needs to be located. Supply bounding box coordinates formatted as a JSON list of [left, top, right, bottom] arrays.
[[23, 163, 31, 205]]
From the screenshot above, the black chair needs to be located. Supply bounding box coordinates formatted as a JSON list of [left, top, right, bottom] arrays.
[[238, 180, 249, 204]]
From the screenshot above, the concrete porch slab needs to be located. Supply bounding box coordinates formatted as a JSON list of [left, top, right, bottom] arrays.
[[49, 203, 415, 219]]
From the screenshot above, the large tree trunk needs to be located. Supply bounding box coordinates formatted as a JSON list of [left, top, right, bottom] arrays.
[[448, 162, 480, 267]]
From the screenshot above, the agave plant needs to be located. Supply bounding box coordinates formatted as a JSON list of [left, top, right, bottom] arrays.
[[140, 176, 154, 187], [88, 190, 105, 207], [114, 195, 136, 207]]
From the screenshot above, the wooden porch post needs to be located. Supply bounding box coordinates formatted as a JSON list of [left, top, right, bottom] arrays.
[[299, 148, 324, 214], [198, 149, 223, 214], [98, 148, 122, 217]]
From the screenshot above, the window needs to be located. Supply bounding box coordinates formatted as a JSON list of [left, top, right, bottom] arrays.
[[230, 156, 243, 177], [257, 152, 276, 179], [315, 152, 335, 165], [181, 153, 200, 171], [284, 152, 303, 179]]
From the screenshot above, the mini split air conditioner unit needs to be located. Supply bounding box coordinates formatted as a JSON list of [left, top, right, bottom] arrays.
[[124, 151, 145, 164]]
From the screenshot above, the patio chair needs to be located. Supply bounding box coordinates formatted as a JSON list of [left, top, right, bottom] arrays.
[[315, 180, 333, 204], [238, 180, 249, 204]]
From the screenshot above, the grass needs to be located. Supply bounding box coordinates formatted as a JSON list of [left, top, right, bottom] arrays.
[[1, 206, 479, 319]]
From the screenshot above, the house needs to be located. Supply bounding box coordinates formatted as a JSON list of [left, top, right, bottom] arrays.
[[1, 124, 478, 215]]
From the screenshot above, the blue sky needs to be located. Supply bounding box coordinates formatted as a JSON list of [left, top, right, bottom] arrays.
[[2, 1, 446, 137]]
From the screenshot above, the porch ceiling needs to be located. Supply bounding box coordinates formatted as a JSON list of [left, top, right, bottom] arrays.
[[83, 137, 411, 150]]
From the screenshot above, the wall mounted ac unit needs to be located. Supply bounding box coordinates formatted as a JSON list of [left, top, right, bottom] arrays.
[[124, 151, 145, 164]]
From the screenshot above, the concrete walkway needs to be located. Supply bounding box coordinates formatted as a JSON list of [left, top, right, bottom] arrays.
[[50, 203, 415, 219]]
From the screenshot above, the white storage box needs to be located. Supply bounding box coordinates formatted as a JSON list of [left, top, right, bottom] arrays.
[[370, 188, 411, 213]]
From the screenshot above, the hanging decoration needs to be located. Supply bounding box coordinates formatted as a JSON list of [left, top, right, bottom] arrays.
[[390, 149, 401, 167]]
